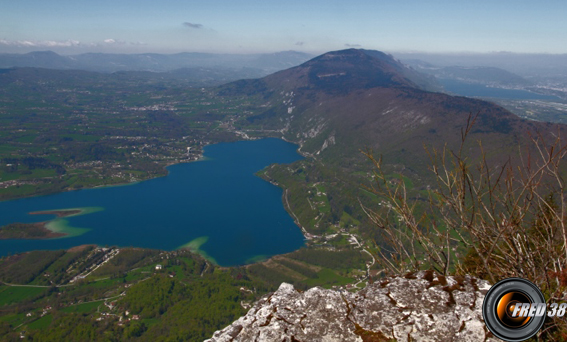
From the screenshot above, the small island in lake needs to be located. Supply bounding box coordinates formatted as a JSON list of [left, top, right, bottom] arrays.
[[0, 222, 65, 239], [29, 209, 83, 218]]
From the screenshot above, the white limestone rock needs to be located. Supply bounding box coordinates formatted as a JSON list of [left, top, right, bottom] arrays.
[[206, 271, 495, 342]]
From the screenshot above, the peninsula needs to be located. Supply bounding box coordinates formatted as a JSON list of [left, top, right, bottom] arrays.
[[0, 222, 65, 239], [0, 209, 82, 239]]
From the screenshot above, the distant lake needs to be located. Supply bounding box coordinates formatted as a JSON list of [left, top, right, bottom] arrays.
[[440, 79, 559, 100], [0, 138, 305, 266]]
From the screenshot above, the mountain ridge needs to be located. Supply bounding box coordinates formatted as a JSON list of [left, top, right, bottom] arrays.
[[223, 48, 561, 165], [220, 49, 441, 96], [0, 50, 313, 73]]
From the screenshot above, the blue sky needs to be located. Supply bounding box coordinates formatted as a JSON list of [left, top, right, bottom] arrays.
[[1, 0, 566, 54]]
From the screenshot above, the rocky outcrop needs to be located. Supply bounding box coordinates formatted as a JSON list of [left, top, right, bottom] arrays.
[[206, 271, 498, 342]]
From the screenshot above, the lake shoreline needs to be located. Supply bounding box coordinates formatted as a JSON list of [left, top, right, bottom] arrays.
[[0, 152, 207, 203], [0, 208, 96, 240], [89, 153, 206, 191], [0, 138, 307, 263]]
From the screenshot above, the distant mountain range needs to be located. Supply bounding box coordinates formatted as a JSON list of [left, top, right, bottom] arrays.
[[394, 52, 567, 78], [0, 50, 313, 74], [403, 61, 532, 87]]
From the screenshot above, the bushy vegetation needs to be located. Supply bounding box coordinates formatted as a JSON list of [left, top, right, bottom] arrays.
[[364, 114, 567, 339]]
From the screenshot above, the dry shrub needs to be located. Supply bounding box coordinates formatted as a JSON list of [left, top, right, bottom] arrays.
[[361, 114, 567, 339]]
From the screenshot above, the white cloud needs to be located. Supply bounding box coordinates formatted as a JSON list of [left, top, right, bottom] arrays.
[[0, 39, 81, 47], [102, 39, 146, 46], [103, 39, 128, 45]]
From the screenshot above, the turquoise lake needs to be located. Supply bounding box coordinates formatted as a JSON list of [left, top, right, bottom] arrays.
[[0, 138, 305, 266]]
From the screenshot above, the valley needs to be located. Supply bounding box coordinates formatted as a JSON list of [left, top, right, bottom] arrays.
[[1, 48, 567, 340]]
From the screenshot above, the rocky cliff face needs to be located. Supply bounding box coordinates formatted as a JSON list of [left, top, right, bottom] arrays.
[[206, 271, 498, 342]]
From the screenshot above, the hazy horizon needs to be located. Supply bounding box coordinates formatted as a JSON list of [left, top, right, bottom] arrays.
[[1, 0, 566, 55], [2, 49, 567, 58]]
